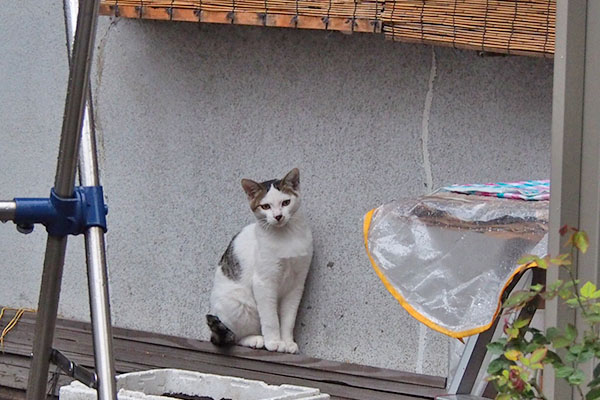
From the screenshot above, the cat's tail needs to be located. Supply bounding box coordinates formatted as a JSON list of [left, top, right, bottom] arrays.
[[206, 314, 236, 346]]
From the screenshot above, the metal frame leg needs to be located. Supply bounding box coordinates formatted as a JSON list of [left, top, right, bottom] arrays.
[[25, 0, 116, 399], [66, 0, 117, 397]]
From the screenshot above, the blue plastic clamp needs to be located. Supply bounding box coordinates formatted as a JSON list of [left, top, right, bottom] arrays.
[[13, 186, 108, 236]]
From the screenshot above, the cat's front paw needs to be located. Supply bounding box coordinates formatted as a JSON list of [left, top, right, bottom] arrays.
[[238, 335, 264, 349], [284, 341, 299, 354], [264, 339, 287, 353]]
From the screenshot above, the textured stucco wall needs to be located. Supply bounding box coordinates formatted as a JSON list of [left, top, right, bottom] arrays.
[[0, 1, 553, 377]]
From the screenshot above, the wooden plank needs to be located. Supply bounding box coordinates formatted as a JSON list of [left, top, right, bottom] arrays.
[[7, 312, 445, 388], [1, 310, 446, 399], [5, 319, 446, 399], [0, 386, 29, 400], [0, 354, 70, 398], [1, 344, 421, 400]]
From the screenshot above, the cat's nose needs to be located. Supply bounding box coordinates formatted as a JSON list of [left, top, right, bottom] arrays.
[[275, 215, 283, 221]]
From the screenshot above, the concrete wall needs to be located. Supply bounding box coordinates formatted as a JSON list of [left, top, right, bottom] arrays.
[[0, 1, 553, 377]]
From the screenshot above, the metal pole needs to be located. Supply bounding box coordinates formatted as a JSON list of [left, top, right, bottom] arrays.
[[0, 201, 16, 222], [65, 0, 118, 397], [26, 1, 102, 399]]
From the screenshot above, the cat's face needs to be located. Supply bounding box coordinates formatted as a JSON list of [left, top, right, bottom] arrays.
[[241, 168, 300, 228]]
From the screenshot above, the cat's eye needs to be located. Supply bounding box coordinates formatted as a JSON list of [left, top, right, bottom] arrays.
[[260, 204, 271, 210], [282, 200, 291, 207]]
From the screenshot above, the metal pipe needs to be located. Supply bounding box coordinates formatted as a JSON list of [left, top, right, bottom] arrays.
[[26, 235, 68, 399], [79, 106, 117, 399], [0, 201, 16, 223], [66, 0, 117, 397], [54, 0, 100, 197], [26, 1, 102, 398], [65, 0, 118, 397], [84, 227, 116, 399]]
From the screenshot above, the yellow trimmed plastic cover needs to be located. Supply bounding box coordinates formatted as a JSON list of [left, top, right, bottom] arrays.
[[363, 193, 547, 339]]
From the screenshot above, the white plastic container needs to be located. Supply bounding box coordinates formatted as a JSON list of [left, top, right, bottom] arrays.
[[59, 369, 330, 400]]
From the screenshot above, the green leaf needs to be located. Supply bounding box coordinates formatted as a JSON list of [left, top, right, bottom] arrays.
[[586, 388, 600, 400], [531, 362, 544, 370], [551, 255, 572, 266], [579, 349, 595, 363], [594, 363, 600, 379], [548, 279, 564, 291], [565, 351, 578, 363], [504, 291, 536, 309], [570, 344, 584, 355], [565, 353, 577, 363], [553, 336, 572, 349], [531, 332, 548, 345], [505, 349, 522, 361], [514, 318, 531, 329], [531, 283, 544, 292], [587, 376, 600, 388], [567, 298, 581, 307], [560, 288, 574, 299], [585, 313, 600, 324], [537, 256, 548, 269], [565, 324, 578, 341], [506, 327, 519, 339], [545, 350, 563, 366], [486, 342, 505, 355], [487, 358, 509, 374], [530, 347, 547, 363], [518, 255, 538, 265], [556, 365, 575, 378], [529, 363, 544, 369], [582, 282, 597, 298], [574, 231, 590, 254], [569, 369, 586, 385], [591, 290, 600, 299], [547, 327, 560, 341]]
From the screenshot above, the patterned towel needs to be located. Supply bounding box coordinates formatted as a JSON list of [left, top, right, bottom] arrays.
[[443, 180, 549, 201]]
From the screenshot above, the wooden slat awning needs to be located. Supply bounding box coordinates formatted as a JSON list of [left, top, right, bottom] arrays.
[[99, 0, 555, 57]]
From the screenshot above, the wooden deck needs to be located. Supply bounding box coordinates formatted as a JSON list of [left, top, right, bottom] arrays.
[[0, 309, 447, 399]]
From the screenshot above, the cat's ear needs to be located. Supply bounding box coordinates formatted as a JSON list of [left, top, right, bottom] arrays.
[[282, 168, 300, 191], [241, 179, 263, 200]]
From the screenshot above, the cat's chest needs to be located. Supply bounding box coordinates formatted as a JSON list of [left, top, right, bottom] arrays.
[[257, 228, 313, 261]]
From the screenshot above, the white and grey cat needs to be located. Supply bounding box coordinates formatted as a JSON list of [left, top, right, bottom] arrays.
[[207, 168, 313, 354]]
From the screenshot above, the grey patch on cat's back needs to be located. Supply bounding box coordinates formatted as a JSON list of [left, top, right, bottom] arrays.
[[219, 234, 241, 281]]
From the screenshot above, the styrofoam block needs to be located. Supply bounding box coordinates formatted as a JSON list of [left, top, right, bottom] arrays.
[[60, 369, 330, 400]]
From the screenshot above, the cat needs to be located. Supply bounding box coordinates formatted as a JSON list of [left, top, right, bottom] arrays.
[[206, 168, 313, 354]]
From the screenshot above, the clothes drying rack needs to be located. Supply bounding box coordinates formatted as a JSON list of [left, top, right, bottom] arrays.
[[0, 1, 117, 399]]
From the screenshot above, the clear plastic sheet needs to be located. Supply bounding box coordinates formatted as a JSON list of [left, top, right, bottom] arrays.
[[365, 191, 548, 337]]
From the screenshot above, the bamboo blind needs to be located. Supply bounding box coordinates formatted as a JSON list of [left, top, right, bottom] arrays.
[[99, 0, 555, 57], [383, 0, 555, 57]]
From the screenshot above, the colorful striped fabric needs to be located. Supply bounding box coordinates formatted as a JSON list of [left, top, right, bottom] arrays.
[[443, 180, 550, 201]]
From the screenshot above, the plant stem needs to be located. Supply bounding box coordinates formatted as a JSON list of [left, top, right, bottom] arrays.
[[562, 261, 590, 319]]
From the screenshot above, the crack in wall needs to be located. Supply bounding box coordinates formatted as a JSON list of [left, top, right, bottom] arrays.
[[416, 46, 437, 374], [421, 46, 436, 192], [92, 17, 119, 181]]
